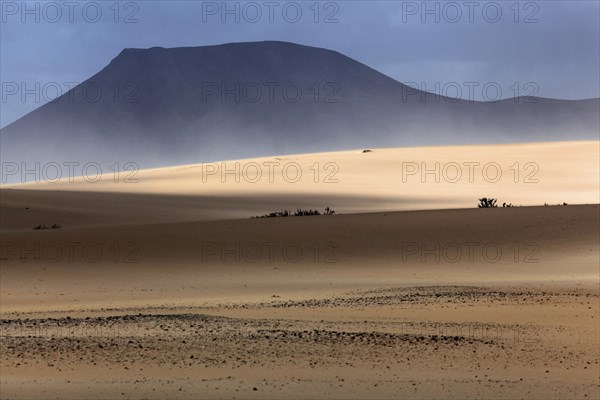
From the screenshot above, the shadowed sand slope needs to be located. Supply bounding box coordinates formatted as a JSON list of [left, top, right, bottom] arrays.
[[1, 205, 597, 313], [0, 205, 599, 399], [1, 141, 598, 230]]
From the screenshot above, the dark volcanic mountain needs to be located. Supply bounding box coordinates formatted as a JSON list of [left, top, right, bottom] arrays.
[[2, 41, 598, 168]]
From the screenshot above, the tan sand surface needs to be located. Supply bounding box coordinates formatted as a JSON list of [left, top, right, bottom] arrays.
[[0, 142, 598, 399], [1, 141, 598, 230]]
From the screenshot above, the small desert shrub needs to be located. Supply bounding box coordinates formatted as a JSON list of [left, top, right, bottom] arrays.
[[254, 207, 335, 218], [33, 224, 61, 230], [294, 208, 321, 216], [478, 198, 498, 208]]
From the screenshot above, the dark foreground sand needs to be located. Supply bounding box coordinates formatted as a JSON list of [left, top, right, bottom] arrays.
[[1, 204, 598, 399]]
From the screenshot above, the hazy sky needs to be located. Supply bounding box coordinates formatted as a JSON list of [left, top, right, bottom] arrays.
[[1, 0, 599, 128]]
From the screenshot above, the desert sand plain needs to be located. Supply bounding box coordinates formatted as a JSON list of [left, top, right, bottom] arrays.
[[0, 141, 599, 399]]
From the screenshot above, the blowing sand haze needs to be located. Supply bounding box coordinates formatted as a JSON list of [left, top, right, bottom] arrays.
[[1, 2, 599, 399]]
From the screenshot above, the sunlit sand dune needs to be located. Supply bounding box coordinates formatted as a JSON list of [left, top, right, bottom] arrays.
[[1, 141, 598, 230]]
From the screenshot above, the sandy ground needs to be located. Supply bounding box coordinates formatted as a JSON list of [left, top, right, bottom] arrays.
[[1, 142, 599, 399], [1, 285, 599, 399], [1, 141, 598, 230]]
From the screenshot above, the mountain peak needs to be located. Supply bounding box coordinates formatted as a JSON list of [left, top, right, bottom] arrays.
[[2, 41, 598, 170]]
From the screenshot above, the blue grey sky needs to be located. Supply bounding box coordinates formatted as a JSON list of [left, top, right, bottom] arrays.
[[1, 0, 599, 128]]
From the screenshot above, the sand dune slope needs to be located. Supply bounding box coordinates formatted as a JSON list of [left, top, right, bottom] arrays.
[[1, 142, 598, 399], [0, 205, 598, 313], [1, 141, 598, 230]]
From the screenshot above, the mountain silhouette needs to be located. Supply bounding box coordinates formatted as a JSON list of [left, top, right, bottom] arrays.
[[2, 41, 598, 169]]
